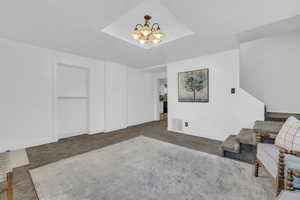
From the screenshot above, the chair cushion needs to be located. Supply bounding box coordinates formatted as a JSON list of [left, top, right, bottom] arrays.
[[275, 116, 300, 152], [257, 143, 279, 177], [257, 143, 300, 188]]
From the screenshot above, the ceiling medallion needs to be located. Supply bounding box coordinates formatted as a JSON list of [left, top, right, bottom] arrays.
[[131, 15, 165, 45]]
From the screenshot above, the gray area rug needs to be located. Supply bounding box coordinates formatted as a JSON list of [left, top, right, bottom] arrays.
[[30, 136, 274, 200]]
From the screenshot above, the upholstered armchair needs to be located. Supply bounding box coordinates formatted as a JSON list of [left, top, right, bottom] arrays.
[[254, 132, 300, 195]]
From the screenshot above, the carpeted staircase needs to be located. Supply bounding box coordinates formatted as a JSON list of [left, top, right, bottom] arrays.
[[221, 120, 284, 163]]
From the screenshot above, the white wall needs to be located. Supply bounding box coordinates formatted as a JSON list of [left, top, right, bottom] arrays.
[[167, 50, 264, 141], [104, 63, 156, 131], [0, 38, 155, 152], [0, 38, 54, 151], [0, 38, 106, 151], [89, 61, 105, 134], [104, 62, 128, 132], [127, 68, 154, 126], [240, 30, 300, 113]]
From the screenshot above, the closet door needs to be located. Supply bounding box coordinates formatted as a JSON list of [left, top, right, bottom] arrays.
[[56, 64, 89, 139]]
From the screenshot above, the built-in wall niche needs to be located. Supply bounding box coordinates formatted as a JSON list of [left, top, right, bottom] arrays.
[[55, 63, 89, 139]]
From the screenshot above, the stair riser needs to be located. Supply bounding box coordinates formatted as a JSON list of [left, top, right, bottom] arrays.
[[223, 144, 256, 164]]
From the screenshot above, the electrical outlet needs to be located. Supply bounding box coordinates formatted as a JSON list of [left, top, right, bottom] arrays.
[[185, 122, 189, 127], [231, 88, 235, 94]]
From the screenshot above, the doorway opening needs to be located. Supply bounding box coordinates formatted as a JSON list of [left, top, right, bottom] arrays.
[[158, 79, 168, 121]]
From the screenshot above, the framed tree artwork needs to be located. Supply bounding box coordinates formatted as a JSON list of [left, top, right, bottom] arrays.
[[178, 68, 209, 102]]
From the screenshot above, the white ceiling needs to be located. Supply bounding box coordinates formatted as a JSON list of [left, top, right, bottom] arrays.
[[0, 0, 300, 68], [102, 1, 194, 49], [142, 65, 167, 74], [237, 15, 300, 43]]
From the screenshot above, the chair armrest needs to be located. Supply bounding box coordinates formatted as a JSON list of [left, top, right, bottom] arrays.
[[286, 168, 300, 191], [266, 133, 278, 140], [284, 152, 300, 191], [292, 169, 300, 178], [289, 151, 300, 158], [256, 132, 276, 144], [256, 133, 262, 143], [280, 148, 300, 158]]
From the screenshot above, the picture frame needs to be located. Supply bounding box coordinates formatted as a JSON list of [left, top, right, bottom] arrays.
[[178, 68, 209, 102]]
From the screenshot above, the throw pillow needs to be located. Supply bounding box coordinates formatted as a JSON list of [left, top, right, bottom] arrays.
[[275, 116, 300, 152]]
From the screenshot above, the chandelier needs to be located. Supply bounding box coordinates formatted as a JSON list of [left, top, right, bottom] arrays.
[[131, 15, 165, 44]]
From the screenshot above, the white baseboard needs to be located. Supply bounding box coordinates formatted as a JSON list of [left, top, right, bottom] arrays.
[[167, 128, 188, 135], [168, 127, 223, 142], [127, 119, 155, 127], [104, 126, 127, 133], [58, 130, 89, 139], [88, 130, 105, 135]]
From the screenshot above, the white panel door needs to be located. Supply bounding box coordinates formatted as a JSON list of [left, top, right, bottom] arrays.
[[56, 64, 89, 139]]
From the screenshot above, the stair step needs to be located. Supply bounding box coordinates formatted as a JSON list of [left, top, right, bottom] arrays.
[[266, 112, 300, 122], [253, 120, 284, 135], [236, 128, 256, 146], [221, 135, 240, 154]]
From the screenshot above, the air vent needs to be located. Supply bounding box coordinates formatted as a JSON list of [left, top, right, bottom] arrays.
[[171, 118, 183, 131]]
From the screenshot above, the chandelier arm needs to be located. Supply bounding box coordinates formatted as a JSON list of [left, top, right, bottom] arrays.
[[135, 24, 144, 30], [151, 23, 160, 31]]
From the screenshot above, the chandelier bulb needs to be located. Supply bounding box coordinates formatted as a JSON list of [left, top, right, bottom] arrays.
[[152, 38, 160, 44], [139, 39, 146, 44]]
